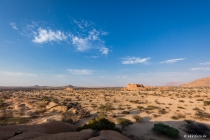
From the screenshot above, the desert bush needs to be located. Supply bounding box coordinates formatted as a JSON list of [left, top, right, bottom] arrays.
[[77, 117, 121, 133], [171, 113, 185, 120], [153, 123, 180, 138], [117, 118, 133, 132], [42, 96, 51, 102], [98, 103, 113, 114], [179, 100, 185, 103], [121, 111, 129, 114], [137, 106, 144, 111], [203, 101, 210, 106], [158, 108, 167, 114], [153, 114, 159, 118], [0, 117, 31, 125], [91, 104, 98, 110], [196, 99, 204, 101], [177, 106, 185, 109], [185, 122, 210, 138], [132, 115, 143, 123], [195, 110, 210, 119], [147, 105, 159, 110]]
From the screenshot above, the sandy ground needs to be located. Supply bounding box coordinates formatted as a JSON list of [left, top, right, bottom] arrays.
[[1, 87, 210, 140]]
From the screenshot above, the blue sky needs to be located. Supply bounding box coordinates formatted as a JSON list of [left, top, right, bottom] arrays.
[[0, 0, 210, 86]]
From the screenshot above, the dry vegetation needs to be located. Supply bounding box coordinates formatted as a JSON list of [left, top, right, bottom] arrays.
[[0, 86, 210, 139]]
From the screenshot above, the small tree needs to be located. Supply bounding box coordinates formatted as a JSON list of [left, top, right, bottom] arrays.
[[117, 118, 133, 132], [132, 115, 143, 123], [153, 123, 180, 138], [98, 102, 113, 116], [137, 106, 144, 111]]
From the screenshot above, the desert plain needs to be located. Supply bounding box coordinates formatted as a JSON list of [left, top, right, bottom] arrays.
[[0, 77, 210, 140]]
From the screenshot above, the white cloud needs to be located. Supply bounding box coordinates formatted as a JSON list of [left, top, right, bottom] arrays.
[[33, 28, 67, 43], [71, 35, 89, 51], [191, 67, 210, 71], [122, 57, 150, 64], [160, 58, 185, 64], [9, 22, 18, 30], [199, 62, 210, 65], [70, 20, 109, 55], [68, 69, 94, 75], [100, 47, 109, 55], [0, 71, 37, 77]]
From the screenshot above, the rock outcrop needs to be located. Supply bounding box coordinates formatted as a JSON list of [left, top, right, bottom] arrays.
[[0, 121, 131, 140], [122, 84, 147, 91], [182, 76, 210, 87], [88, 130, 131, 140], [0, 121, 77, 140]]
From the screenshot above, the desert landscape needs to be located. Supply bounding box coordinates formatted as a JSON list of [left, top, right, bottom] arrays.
[[0, 77, 210, 140]]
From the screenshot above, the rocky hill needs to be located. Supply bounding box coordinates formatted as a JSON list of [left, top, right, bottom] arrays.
[[182, 76, 210, 87]]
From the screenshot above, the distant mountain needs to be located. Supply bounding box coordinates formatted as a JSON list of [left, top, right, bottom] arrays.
[[164, 82, 184, 87], [182, 76, 210, 87]]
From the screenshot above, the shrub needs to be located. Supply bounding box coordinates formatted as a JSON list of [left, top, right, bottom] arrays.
[[132, 115, 143, 123], [117, 118, 133, 132], [153, 123, 180, 138], [98, 103, 113, 114], [177, 106, 185, 109], [179, 100, 185, 103], [171, 113, 185, 120], [137, 106, 144, 111], [185, 122, 210, 137], [121, 111, 129, 114], [203, 101, 210, 106], [147, 105, 159, 110], [158, 109, 167, 114], [195, 110, 210, 119], [77, 117, 121, 133]]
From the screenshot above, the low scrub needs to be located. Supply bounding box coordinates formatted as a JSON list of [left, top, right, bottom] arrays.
[[117, 118, 133, 132], [77, 117, 121, 133], [0, 117, 31, 125], [185, 121, 210, 138], [132, 115, 143, 123], [171, 113, 185, 120], [195, 110, 210, 119], [153, 123, 180, 138], [203, 101, 210, 106], [147, 105, 159, 110]]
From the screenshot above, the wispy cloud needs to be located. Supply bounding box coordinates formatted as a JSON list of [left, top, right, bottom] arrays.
[[33, 28, 67, 43], [191, 67, 210, 71], [160, 58, 185, 64], [100, 47, 109, 55], [68, 69, 94, 75], [22, 19, 109, 55], [73, 19, 93, 30], [121, 57, 150, 64], [199, 62, 210, 65], [0, 71, 37, 77], [87, 55, 99, 58], [70, 27, 109, 55], [9, 22, 18, 30]]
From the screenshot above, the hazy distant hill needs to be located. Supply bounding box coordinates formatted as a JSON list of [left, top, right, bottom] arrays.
[[182, 76, 210, 87], [164, 82, 184, 87]]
